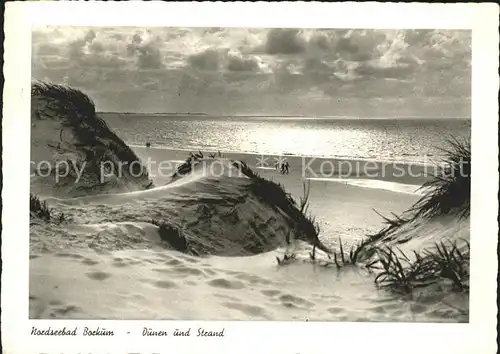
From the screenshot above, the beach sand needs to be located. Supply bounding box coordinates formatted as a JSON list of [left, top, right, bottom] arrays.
[[29, 146, 469, 322]]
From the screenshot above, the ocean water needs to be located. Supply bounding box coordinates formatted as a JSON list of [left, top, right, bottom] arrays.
[[102, 113, 471, 164]]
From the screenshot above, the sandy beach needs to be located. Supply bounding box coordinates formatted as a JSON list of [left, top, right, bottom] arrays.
[[30, 143, 468, 322]]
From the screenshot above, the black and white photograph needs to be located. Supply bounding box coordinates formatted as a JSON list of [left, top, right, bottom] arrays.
[[2, 2, 499, 354], [27, 25, 475, 322]]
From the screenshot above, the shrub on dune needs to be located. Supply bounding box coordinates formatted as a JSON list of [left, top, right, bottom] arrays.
[[151, 219, 188, 252], [349, 137, 470, 253], [411, 137, 471, 219], [170, 153, 328, 254], [371, 240, 470, 293], [232, 160, 327, 253], [30, 193, 52, 221], [349, 136, 471, 294], [30, 193, 66, 223]]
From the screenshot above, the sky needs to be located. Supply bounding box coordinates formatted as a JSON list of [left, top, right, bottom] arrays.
[[32, 27, 471, 117]]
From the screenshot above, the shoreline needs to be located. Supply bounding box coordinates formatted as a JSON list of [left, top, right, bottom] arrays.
[[128, 143, 444, 167], [131, 145, 437, 187]]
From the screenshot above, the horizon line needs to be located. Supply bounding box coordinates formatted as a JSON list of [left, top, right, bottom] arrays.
[[97, 112, 471, 120]]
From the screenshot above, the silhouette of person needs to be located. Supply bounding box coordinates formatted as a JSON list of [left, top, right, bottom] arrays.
[[146, 142, 151, 148], [285, 162, 290, 174]]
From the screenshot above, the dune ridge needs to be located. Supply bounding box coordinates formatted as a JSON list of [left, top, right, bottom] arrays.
[[30, 155, 327, 257], [31, 82, 154, 197]]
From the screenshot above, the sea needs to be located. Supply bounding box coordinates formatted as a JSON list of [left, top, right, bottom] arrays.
[[101, 113, 471, 165]]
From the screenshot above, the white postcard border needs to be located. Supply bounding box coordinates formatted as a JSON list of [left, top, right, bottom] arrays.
[[2, 2, 499, 354]]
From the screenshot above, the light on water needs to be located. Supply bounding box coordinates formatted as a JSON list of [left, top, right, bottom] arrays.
[[105, 114, 470, 164]]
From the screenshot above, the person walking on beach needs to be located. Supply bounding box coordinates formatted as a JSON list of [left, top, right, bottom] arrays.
[[284, 162, 290, 174]]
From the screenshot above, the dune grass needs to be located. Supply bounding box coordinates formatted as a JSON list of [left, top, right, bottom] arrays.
[[410, 136, 471, 220], [171, 150, 214, 178], [232, 160, 326, 253], [275, 136, 471, 293], [346, 137, 471, 293], [30, 193, 66, 223], [151, 219, 188, 252], [30, 194, 52, 221], [32, 81, 151, 181], [369, 240, 470, 293]]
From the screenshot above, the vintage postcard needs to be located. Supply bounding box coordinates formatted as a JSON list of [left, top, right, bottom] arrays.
[[2, 2, 499, 354]]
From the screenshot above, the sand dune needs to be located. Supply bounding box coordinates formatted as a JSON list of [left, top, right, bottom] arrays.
[[31, 82, 153, 197], [29, 83, 470, 322]]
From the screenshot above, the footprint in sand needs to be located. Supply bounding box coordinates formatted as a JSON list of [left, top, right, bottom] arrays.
[[172, 266, 205, 277], [85, 271, 112, 281], [52, 305, 81, 316], [409, 303, 427, 314], [369, 305, 387, 314], [176, 255, 200, 264], [154, 266, 206, 277], [222, 301, 269, 319], [81, 258, 99, 266], [112, 257, 140, 268], [234, 273, 272, 285], [203, 268, 217, 276], [153, 280, 177, 289], [165, 259, 183, 266], [279, 294, 315, 308], [214, 293, 240, 302], [207, 278, 245, 290], [261, 289, 282, 298], [112, 261, 128, 268], [55, 252, 85, 259]]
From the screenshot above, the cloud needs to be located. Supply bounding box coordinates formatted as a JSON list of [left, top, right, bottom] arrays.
[[187, 48, 261, 73], [264, 29, 306, 55], [31, 27, 471, 116], [227, 54, 259, 72], [125, 31, 165, 69], [35, 43, 61, 56], [188, 49, 221, 70]]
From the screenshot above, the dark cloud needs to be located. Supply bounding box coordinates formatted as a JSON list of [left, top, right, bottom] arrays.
[[188, 49, 260, 72], [403, 29, 434, 46], [265, 29, 306, 55], [189, 50, 220, 70], [89, 41, 105, 54], [308, 34, 331, 52], [334, 31, 386, 62], [227, 55, 259, 72], [136, 45, 163, 69], [125, 33, 164, 69], [354, 63, 414, 80], [35, 43, 61, 56], [132, 33, 142, 44], [84, 30, 96, 42]]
